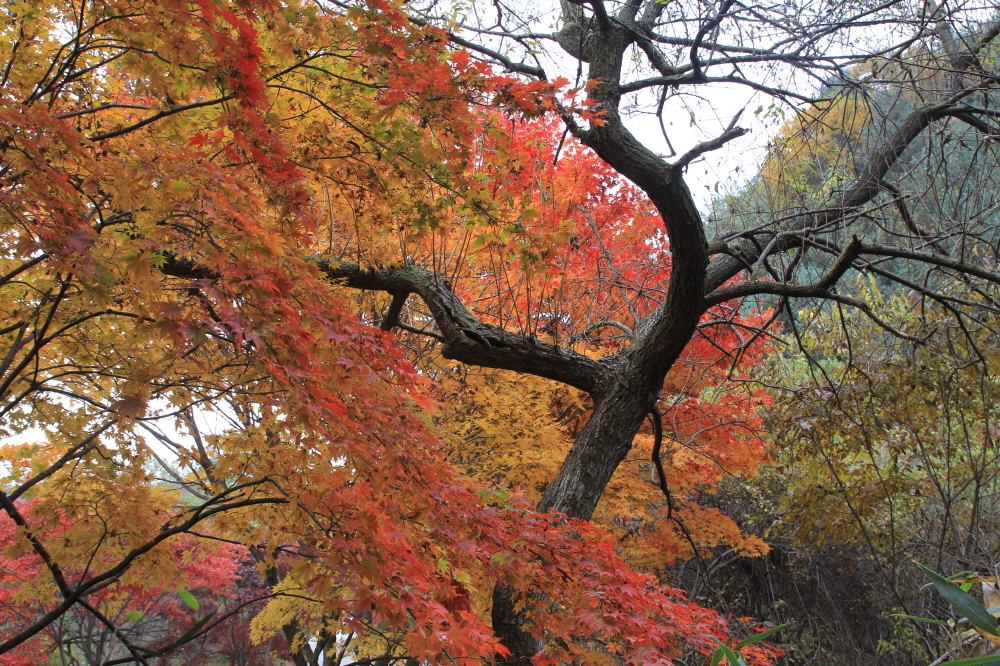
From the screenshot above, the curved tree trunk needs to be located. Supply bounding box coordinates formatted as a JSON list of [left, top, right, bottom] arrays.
[[490, 14, 714, 658], [304, 4, 1000, 663]]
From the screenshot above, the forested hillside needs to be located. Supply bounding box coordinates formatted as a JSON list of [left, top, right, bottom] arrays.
[[694, 60, 1000, 665]]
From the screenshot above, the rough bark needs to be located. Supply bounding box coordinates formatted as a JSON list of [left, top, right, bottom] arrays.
[[491, 584, 544, 666], [314, 260, 610, 395], [488, 16, 719, 661]]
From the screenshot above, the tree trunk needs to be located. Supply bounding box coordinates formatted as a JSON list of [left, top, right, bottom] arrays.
[[537, 383, 659, 517], [490, 12, 715, 658], [491, 584, 544, 666]]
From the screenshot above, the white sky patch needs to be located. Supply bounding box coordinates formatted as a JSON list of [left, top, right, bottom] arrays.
[[448, 0, 1000, 212]]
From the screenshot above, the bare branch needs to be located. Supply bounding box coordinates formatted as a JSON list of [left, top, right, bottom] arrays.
[[672, 126, 748, 171], [706, 236, 863, 306]]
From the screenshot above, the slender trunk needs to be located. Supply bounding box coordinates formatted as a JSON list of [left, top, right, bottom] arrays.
[[492, 363, 698, 663], [492, 272, 706, 661], [490, 14, 711, 657]]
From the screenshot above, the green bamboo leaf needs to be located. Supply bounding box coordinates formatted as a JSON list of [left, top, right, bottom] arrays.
[[939, 656, 1000, 665], [892, 613, 950, 626], [736, 623, 787, 649], [918, 564, 1000, 637], [711, 638, 747, 666]]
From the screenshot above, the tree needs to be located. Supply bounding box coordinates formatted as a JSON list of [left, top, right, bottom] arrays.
[[766, 291, 1000, 663], [420, 118, 772, 568], [323, 0, 1000, 661], [0, 1, 771, 665], [0, 507, 257, 666], [674, 46, 1000, 665]]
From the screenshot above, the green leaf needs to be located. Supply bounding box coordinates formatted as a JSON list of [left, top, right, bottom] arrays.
[[940, 656, 1000, 665], [918, 564, 1000, 637], [892, 613, 950, 626], [736, 623, 787, 649], [490, 551, 513, 565], [711, 638, 747, 666], [177, 588, 200, 611], [126, 610, 145, 621]]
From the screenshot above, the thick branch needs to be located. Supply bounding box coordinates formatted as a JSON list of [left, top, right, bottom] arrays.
[[705, 236, 862, 305], [315, 260, 608, 394], [705, 237, 1000, 307], [689, 0, 737, 80], [158, 254, 607, 393], [841, 102, 958, 209], [379, 293, 408, 331]]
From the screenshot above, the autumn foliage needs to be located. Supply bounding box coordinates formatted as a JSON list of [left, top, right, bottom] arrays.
[[0, 1, 777, 664], [0, 504, 267, 665], [421, 119, 773, 568]]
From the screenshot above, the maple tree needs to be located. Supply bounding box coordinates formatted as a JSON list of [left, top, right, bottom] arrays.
[[413, 119, 773, 568], [0, 1, 778, 665], [0, 506, 259, 665], [332, 2, 1000, 660]]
